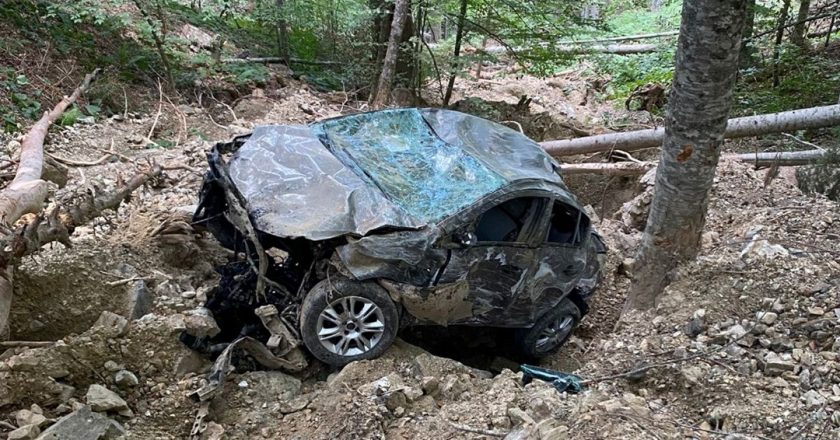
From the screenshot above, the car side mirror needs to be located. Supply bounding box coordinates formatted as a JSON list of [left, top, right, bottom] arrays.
[[453, 231, 476, 247]]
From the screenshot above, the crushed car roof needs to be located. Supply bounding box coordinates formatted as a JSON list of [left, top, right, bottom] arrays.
[[228, 108, 567, 240]]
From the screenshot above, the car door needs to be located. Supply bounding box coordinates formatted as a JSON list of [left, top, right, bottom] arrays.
[[428, 195, 549, 325], [522, 199, 592, 320]]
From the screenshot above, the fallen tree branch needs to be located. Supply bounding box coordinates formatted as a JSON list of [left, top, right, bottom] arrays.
[[221, 57, 344, 66], [0, 69, 100, 225], [541, 104, 840, 156], [560, 161, 656, 176], [0, 165, 161, 335], [0, 340, 55, 348], [559, 149, 833, 175], [0, 69, 101, 337], [484, 43, 659, 55], [556, 30, 679, 45]]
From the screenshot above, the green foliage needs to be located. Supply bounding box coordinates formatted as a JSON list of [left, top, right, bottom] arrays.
[[605, 0, 682, 35], [222, 63, 271, 86], [58, 105, 81, 126], [597, 48, 676, 99], [0, 69, 42, 132], [734, 47, 840, 115]]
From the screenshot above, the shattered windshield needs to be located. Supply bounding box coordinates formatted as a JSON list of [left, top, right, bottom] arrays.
[[314, 109, 506, 223]]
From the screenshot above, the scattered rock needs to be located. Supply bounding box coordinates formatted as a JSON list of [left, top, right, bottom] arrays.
[[8, 424, 40, 440], [92, 311, 128, 338], [114, 370, 139, 388], [757, 311, 778, 326], [126, 280, 153, 320], [173, 350, 209, 376], [764, 352, 796, 376], [182, 308, 220, 338], [85, 385, 130, 414], [803, 390, 825, 408], [36, 406, 124, 440], [15, 408, 47, 427], [807, 307, 825, 316], [235, 371, 301, 401], [103, 361, 122, 372], [681, 365, 705, 387], [740, 239, 789, 259]]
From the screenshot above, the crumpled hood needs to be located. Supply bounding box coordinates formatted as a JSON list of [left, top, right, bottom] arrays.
[[227, 109, 568, 241]]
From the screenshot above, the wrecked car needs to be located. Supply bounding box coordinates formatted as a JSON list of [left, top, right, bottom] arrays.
[[192, 108, 606, 367]]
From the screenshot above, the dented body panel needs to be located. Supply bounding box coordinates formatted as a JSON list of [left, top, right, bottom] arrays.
[[195, 108, 606, 331]]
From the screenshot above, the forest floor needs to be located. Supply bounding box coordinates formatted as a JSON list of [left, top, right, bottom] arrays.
[[1, 42, 840, 440]]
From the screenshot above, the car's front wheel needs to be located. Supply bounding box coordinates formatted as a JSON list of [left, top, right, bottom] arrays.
[[300, 278, 399, 366], [517, 298, 581, 358]]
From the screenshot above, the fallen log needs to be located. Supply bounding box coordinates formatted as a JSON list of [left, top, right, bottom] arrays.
[[559, 149, 833, 175], [556, 31, 679, 45], [0, 69, 100, 226], [730, 149, 830, 167], [0, 165, 162, 336], [484, 43, 659, 55], [0, 69, 100, 337], [559, 162, 655, 176], [221, 57, 344, 66], [541, 104, 840, 157]]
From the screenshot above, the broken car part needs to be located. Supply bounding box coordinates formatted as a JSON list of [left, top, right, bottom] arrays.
[[193, 108, 607, 367]]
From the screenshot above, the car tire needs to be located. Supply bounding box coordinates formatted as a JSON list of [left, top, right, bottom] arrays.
[[516, 298, 581, 358], [300, 278, 399, 366]]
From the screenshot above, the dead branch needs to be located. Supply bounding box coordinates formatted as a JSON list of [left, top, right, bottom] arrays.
[[559, 149, 832, 176], [0, 69, 101, 337], [0, 69, 100, 225], [0, 165, 161, 335], [560, 162, 655, 176], [0, 340, 55, 348]]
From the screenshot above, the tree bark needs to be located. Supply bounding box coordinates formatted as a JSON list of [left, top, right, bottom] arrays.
[[539, 104, 840, 156], [371, 0, 409, 107], [625, 0, 747, 310], [442, 0, 468, 106], [740, 0, 756, 66], [791, 0, 812, 48], [275, 0, 289, 63], [773, 0, 792, 87]]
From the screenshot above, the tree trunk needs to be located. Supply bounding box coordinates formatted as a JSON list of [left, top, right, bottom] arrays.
[[740, 0, 756, 66], [625, 0, 747, 310], [539, 104, 840, 156], [791, 0, 811, 48], [773, 0, 792, 87], [275, 0, 289, 62], [371, 0, 409, 107], [442, 0, 468, 106]]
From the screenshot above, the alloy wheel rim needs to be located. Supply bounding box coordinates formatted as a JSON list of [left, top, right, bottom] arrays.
[[534, 315, 574, 351], [316, 295, 385, 356]]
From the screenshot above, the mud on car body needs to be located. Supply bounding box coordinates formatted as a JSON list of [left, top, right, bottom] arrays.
[[192, 108, 606, 366]]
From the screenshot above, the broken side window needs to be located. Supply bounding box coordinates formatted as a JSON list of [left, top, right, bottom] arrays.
[[474, 197, 541, 243], [547, 201, 589, 246]]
